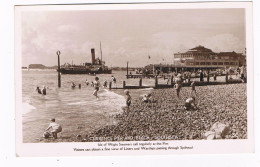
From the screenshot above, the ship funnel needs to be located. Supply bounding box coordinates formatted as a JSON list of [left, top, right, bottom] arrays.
[[91, 48, 95, 65]]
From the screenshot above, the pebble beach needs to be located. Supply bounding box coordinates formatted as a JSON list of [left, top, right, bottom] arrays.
[[41, 83, 247, 142]]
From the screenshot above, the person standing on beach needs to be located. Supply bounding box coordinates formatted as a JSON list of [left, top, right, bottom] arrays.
[[174, 74, 183, 99], [190, 81, 196, 97], [111, 75, 117, 88], [124, 89, 131, 109], [45, 118, 62, 139], [93, 77, 100, 98]]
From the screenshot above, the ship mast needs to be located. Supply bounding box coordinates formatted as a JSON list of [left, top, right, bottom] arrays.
[[100, 41, 103, 64]]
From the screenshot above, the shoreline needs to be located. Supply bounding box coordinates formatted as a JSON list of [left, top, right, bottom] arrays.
[[38, 83, 247, 142]]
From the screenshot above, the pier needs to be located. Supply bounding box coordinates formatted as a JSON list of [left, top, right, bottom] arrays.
[[108, 75, 244, 90]]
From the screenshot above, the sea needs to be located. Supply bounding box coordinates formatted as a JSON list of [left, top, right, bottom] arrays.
[[22, 70, 159, 143]]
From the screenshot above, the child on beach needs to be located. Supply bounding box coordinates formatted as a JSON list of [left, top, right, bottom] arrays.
[[93, 77, 100, 98], [124, 89, 131, 109], [45, 118, 62, 139], [103, 80, 108, 88]]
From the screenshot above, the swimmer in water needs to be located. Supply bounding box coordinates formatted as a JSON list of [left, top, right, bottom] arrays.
[[71, 82, 76, 88], [85, 79, 89, 86], [42, 86, 47, 95], [93, 77, 100, 98], [36, 86, 42, 94]]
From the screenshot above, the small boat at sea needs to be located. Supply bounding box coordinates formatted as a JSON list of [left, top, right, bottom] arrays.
[[57, 44, 112, 74]]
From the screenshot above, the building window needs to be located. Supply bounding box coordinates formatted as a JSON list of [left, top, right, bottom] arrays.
[[207, 62, 211, 65], [212, 62, 217, 65], [224, 62, 229, 65], [196, 62, 200, 65], [218, 62, 223, 65], [200, 62, 205, 65]]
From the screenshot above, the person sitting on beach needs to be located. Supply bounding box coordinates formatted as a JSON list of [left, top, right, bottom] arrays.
[[36, 86, 42, 94], [93, 77, 100, 98], [124, 89, 131, 109], [184, 97, 197, 110], [103, 80, 108, 88], [71, 82, 76, 88], [45, 118, 62, 139], [78, 84, 81, 89], [42, 86, 47, 95], [111, 75, 117, 88], [142, 93, 152, 103]]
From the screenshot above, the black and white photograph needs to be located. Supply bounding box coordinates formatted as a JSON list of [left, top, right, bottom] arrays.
[[14, 2, 254, 156]]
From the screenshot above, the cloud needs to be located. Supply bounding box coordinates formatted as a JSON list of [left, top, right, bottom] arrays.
[[56, 25, 80, 33], [202, 33, 245, 53]]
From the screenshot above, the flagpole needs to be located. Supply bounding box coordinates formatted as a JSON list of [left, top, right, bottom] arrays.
[[100, 41, 102, 62]]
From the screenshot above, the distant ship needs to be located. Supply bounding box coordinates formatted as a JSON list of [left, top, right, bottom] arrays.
[[58, 47, 112, 75]]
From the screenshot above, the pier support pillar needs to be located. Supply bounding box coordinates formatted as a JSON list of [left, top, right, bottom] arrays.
[[126, 61, 129, 79], [207, 70, 210, 83], [171, 75, 174, 85], [109, 82, 112, 90], [123, 81, 126, 89], [139, 78, 142, 87], [155, 76, 158, 88], [225, 71, 228, 84]]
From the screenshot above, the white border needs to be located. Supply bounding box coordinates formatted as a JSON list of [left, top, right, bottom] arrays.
[[15, 2, 254, 157]]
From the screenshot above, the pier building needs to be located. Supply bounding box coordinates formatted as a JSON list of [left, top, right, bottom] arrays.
[[173, 45, 246, 68]]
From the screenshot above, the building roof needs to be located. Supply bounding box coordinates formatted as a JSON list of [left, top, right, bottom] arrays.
[[217, 51, 242, 57], [187, 45, 213, 53]]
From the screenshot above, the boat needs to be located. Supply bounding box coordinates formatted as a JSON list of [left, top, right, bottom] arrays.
[[58, 45, 112, 74]]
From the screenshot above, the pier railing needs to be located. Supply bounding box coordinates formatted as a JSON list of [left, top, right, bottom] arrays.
[[108, 73, 245, 90]]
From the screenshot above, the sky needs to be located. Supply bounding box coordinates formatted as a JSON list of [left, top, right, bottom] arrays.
[[21, 8, 246, 67]]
